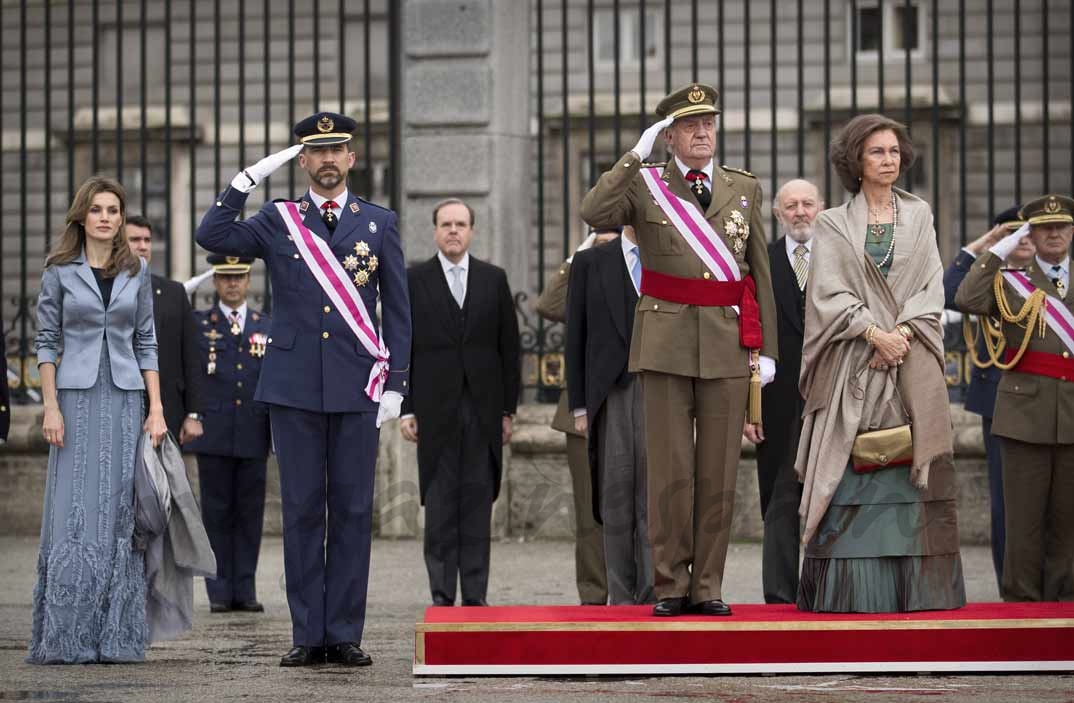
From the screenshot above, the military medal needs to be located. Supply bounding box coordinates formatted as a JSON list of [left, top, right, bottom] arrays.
[[249, 332, 268, 358], [724, 210, 750, 254], [230, 321, 241, 336], [354, 241, 370, 256]]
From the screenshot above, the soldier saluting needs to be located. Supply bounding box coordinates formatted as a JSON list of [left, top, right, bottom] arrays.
[[580, 84, 778, 617], [196, 112, 411, 667], [955, 194, 1074, 603]]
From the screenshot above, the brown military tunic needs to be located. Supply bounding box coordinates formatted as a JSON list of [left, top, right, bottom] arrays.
[[580, 151, 777, 604], [955, 252, 1074, 602]]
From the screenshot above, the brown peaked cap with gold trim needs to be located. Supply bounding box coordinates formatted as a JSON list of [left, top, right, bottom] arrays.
[[1020, 194, 1074, 227], [655, 83, 721, 121]]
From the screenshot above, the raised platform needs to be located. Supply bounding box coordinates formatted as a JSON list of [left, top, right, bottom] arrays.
[[414, 603, 1074, 676]]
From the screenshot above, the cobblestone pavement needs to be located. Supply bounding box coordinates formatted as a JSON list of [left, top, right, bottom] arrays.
[[0, 537, 1070, 702]]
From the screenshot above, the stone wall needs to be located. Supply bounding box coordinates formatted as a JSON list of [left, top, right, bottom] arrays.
[[1, 403, 992, 545]]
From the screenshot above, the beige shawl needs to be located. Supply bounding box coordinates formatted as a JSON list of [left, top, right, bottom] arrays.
[[795, 187, 953, 544]]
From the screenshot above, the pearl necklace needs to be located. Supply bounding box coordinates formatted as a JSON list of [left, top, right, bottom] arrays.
[[870, 192, 898, 268]]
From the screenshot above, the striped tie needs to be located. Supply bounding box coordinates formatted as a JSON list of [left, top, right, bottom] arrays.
[[792, 244, 809, 290]]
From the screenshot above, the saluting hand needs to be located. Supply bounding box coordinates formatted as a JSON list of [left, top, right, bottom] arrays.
[[630, 116, 674, 161], [230, 143, 304, 193]]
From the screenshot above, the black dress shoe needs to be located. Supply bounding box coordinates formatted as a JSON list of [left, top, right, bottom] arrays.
[[461, 599, 488, 606], [652, 596, 689, 617], [432, 596, 454, 606], [232, 600, 265, 612], [691, 599, 733, 616], [279, 645, 326, 667], [210, 602, 232, 614], [326, 642, 372, 667]]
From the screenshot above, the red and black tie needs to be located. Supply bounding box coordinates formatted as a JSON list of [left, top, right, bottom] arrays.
[[685, 169, 711, 210], [321, 200, 338, 232]]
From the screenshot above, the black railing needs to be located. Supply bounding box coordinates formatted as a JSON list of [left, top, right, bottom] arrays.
[[2, 2, 1072, 403]]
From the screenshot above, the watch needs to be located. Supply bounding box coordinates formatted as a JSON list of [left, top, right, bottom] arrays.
[[186, 412, 204, 422]]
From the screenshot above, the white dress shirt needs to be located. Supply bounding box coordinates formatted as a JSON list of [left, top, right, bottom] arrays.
[[1037, 255, 1070, 292], [308, 188, 348, 214], [438, 250, 470, 303], [219, 301, 248, 334], [622, 235, 641, 295], [785, 236, 813, 268]]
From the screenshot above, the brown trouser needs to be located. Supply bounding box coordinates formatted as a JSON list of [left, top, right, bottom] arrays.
[[566, 432, 608, 604], [643, 371, 748, 603], [1000, 438, 1074, 602]]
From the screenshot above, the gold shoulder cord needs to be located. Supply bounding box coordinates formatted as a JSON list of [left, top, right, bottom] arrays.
[[964, 271, 1047, 369]]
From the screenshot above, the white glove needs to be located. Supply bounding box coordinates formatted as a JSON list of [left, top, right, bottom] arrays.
[[758, 355, 776, 387], [230, 144, 304, 193], [630, 116, 674, 161], [376, 390, 403, 429], [183, 268, 215, 296], [988, 222, 1031, 260]]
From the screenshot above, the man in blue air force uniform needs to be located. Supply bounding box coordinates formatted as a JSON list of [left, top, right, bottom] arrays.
[[196, 112, 411, 668], [186, 254, 272, 615]]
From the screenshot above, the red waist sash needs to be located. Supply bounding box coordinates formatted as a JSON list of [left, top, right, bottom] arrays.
[[1003, 349, 1074, 381], [640, 268, 762, 350]]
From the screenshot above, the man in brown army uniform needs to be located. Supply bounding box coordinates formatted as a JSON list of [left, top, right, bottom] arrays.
[[955, 194, 1074, 603], [580, 84, 778, 617]]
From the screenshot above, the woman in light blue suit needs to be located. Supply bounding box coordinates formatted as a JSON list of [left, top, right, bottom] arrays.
[[28, 176, 168, 664]]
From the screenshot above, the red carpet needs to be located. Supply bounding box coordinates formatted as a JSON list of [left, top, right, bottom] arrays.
[[414, 603, 1074, 675]]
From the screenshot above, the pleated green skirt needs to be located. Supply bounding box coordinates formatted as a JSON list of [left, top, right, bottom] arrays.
[[797, 461, 967, 613]]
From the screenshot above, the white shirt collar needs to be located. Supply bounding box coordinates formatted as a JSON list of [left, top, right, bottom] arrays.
[[437, 250, 470, 276], [218, 301, 248, 329], [785, 236, 813, 260], [1038, 255, 1070, 285], [308, 188, 348, 212], [674, 157, 714, 184]]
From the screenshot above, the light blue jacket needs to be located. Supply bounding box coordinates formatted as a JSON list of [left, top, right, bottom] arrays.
[[35, 250, 158, 390]]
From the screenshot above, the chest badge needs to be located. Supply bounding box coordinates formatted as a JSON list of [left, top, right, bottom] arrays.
[[248, 332, 268, 358], [724, 210, 750, 255], [350, 202, 360, 214], [342, 241, 376, 286], [740, 196, 749, 209], [368, 221, 378, 234]]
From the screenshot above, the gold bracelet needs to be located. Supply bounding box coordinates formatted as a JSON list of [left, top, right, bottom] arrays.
[[897, 324, 914, 340], [865, 324, 879, 345]]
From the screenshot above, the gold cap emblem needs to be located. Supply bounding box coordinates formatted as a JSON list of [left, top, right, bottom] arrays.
[[226, 256, 239, 265], [1046, 196, 1060, 214], [687, 86, 705, 104], [317, 115, 335, 133]]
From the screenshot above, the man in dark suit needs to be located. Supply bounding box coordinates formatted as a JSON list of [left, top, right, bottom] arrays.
[[566, 225, 654, 605], [126, 215, 204, 444], [943, 206, 1034, 589], [399, 198, 521, 607], [752, 179, 822, 604], [185, 254, 272, 614], [196, 112, 411, 667], [535, 230, 619, 606]]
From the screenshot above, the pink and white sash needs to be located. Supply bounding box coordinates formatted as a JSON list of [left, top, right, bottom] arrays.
[[276, 201, 390, 401], [1002, 270, 1074, 354], [640, 167, 742, 283]]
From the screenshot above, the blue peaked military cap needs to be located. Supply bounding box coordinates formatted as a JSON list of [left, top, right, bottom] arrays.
[[208, 253, 254, 275], [293, 112, 357, 146], [992, 205, 1024, 231]]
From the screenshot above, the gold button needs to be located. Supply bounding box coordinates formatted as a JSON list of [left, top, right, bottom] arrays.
[[236, 381, 243, 388], [703, 272, 711, 280], [403, 380, 407, 387], [267, 338, 273, 344], [235, 399, 242, 406], [293, 254, 300, 259], [324, 305, 332, 313], [1014, 385, 1019, 391], [661, 220, 668, 225], [236, 363, 243, 370], [653, 304, 659, 310], [0, 405, 6, 412], [216, 201, 222, 206], [322, 331, 330, 339], [1064, 351, 1070, 359]]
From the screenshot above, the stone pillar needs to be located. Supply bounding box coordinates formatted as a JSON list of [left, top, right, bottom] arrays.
[[398, 0, 531, 286]]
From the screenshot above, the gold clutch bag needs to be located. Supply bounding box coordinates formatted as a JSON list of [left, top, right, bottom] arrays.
[[850, 424, 913, 473]]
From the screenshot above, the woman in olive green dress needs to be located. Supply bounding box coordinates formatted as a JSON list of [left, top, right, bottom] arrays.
[[794, 114, 966, 612]]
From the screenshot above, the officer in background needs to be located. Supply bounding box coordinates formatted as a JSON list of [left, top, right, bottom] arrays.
[[186, 254, 272, 614], [955, 194, 1074, 602]]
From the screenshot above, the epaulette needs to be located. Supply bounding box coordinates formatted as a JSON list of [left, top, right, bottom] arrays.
[[721, 164, 755, 179], [640, 161, 667, 168], [356, 195, 392, 214]]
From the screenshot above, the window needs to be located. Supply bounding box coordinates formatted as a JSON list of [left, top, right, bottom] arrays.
[[852, 1, 926, 60], [594, 9, 661, 66]]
